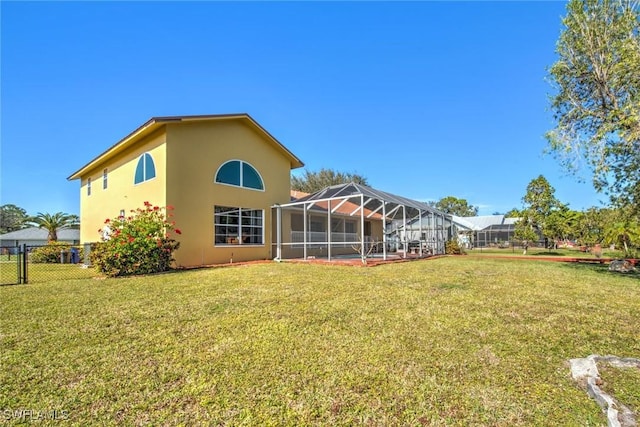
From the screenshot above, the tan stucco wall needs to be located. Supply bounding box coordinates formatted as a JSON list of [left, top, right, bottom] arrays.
[[165, 120, 292, 267], [78, 129, 167, 243]]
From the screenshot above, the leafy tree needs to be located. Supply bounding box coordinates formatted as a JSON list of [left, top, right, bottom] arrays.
[[291, 168, 368, 193], [0, 204, 28, 234], [514, 211, 539, 255], [575, 207, 607, 246], [504, 208, 522, 218], [28, 212, 79, 242], [435, 196, 479, 216], [546, 0, 640, 217], [545, 206, 582, 247], [602, 206, 640, 256], [514, 176, 566, 251]]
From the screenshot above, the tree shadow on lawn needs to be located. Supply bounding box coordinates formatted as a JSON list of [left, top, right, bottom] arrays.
[[559, 261, 640, 279], [531, 251, 566, 256]]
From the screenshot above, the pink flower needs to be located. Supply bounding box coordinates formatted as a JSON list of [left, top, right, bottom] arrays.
[[144, 201, 152, 207], [175, 229, 182, 235]]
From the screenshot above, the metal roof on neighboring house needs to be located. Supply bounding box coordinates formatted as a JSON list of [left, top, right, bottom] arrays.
[[451, 215, 519, 231], [0, 227, 80, 241]]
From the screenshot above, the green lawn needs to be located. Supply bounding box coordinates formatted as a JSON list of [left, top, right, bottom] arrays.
[[0, 261, 98, 285], [1, 257, 638, 425], [466, 246, 628, 258]]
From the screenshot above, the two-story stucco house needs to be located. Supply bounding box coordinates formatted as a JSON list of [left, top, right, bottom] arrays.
[[68, 114, 304, 267]]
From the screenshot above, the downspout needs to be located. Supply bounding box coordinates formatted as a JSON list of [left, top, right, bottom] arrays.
[[419, 209, 423, 257], [275, 205, 282, 261], [327, 199, 332, 262], [382, 202, 387, 261], [402, 205, 407, 259], [303, 203, 308, 260], [360, 194, 365, 264]]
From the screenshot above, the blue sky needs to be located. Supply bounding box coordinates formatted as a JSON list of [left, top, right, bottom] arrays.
[[1, 1, 607, 217]]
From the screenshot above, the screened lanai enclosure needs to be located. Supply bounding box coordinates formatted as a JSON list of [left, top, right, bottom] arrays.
[[272, 183, 453, 263]]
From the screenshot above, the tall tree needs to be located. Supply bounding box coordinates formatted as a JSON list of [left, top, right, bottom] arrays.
[[546, 0, 640, 217], [0, 204, 28, 234], [516, 176, 564, 248], [28, 212, 79, 242], [435, 196, 479, 216], [291, 168, 369, 193], [514, 211, 539, 254]]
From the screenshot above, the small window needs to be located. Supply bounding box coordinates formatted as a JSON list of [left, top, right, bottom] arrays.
[[215, 160, 264, 191], [103, 169, 108, 190], [87, 177, 92, 196], [134, 153, 156, 185]]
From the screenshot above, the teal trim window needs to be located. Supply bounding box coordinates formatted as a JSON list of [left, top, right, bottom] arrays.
[[134, 153, 156, 185], [215, 160, 264, 191]]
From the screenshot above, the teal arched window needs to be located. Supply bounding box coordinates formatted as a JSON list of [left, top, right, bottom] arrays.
[[215, 160, 264, 191], [134, 153, 156, 184]]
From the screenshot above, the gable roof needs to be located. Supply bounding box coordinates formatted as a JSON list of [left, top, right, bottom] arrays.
[[0, 227, 80, 241], [68, 113, 304, 180], [451, 215, 519, 231]]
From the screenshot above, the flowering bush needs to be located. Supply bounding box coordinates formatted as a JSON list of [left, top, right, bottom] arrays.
[[90, 202, 181, 277]]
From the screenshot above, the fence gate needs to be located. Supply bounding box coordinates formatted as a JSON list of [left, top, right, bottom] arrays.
[[0, 246, 23, 285], [23, 244, 97, 284]]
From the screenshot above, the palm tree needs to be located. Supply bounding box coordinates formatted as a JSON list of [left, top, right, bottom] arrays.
[[28, 212, 79, 242]]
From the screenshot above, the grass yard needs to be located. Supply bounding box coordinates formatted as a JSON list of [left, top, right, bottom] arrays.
[[465, 246, 628, 259], [0, 261, 98, 285], [1, 257, 639, 425]]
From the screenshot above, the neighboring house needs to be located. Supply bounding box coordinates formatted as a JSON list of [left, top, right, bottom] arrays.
[[68, 114, 304, 267], [0, 227, 80, 248], [450, 215, 520, 248]]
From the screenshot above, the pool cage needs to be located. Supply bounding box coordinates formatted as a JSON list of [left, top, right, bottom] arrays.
[[473, 223, 517, 248], [272, 182, 452, 263]]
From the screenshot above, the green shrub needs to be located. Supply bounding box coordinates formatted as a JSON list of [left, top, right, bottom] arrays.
[[90, 202, 181, 277], [445, 239, 465, 255], [30, 242, 83, 263]]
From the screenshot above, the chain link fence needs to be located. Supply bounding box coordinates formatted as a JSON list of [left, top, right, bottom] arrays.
[[1, 244, 98, 285]]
